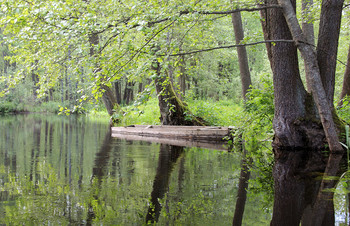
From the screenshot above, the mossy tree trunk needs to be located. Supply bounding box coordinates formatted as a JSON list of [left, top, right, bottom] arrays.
[[152, 59, 205, 126]]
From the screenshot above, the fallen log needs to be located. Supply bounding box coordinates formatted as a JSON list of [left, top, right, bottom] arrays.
[[111, 125, 234, 150]]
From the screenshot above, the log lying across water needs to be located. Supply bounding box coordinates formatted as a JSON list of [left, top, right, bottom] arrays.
[[111, 125, 234, 151]]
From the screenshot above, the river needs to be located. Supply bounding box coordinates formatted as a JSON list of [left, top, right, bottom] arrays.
[[0, 114, 347, 225]]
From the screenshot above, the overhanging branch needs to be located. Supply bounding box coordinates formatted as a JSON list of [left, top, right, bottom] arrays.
[[165, 40, 294, 56]]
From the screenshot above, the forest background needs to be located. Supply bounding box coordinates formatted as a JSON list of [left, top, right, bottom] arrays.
[[2, 0, 350, 224]]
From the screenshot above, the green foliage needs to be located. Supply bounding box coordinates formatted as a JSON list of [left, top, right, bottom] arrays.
[[0, 101, 18, 114], [233, 75, 275, 208], [114, 97, 161, 126], [338, 96, 350, 124], [114, 97, 244, 127], [187, 99, 243, 126]]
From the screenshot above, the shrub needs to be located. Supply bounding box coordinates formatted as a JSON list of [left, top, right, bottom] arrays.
[[0, 102, 18, 114]]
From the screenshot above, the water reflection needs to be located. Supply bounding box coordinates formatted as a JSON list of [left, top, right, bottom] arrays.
[[0, 114, 270, 225], [146, 144, 184, 223]]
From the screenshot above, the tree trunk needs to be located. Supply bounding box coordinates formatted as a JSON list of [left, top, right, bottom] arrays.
[[261, 1, 312, 225], [301, 0, 315, 92], [339, 44, 350, 106], [265, 0, 345, 225], [301, 0, 315, 46], [231, 10, 252, 101], [153, 59, 205, 126], [89, 32, 119, 116], [179, 55, 187, 99], [114, 81, 122, 104], [138, 82, 143, 94], [231, 8, 253, 225], [101, 84, 118, 116], [316, 0, 344, 110]]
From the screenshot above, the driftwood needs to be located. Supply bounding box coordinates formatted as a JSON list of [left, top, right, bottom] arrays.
[[111, 125, 234, 151]]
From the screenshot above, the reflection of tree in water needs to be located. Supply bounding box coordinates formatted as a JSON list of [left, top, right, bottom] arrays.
[[86, 128, 113, 224], [232, 148, 250, 226], [146, 144, 184, 224], [271, 149, 345, 226]]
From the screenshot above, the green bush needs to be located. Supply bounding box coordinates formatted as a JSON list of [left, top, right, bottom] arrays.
[[187, 99, 243, 126], [0, 102, 18, 114], [338, 96, 350, 124]]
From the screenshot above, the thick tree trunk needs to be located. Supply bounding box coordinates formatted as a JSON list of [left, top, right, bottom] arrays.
[[262, 1, 313, 225], [269, 0, 345, 225], [153, 60, 205, 126], [231, 10, 252, 101], [317, 0, 344, 110], [277, 0, 343, 152], [339, 44, 350, 105]]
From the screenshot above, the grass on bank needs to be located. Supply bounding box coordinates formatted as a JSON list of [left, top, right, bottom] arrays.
[[114, 97, 244, 127]]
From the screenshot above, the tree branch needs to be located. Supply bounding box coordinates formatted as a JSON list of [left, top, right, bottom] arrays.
[[164, 40, 294, 56], [111, 21, 176, 77]]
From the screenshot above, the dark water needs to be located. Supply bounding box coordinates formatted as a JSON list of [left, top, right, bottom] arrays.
[[0, 114, 268, 225]]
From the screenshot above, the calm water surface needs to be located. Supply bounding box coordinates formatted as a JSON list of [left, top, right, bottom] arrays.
[[0, 114, 272, 225]]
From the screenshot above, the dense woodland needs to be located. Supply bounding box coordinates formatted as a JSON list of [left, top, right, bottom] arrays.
[[1, 0, 350, 225]]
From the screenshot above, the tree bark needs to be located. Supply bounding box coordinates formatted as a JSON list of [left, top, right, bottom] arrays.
[[301, 0, 315, 46], [301, 0, 315, 92], [261, 2, 313, 225], [277, 0, 343, 154], [316, 0, 344, 110], [114, 80, 122, 104], [274, 0, 345, 225], [153, 58, 206, 126], [123, 81, 134, 105], [231, 10, 252, 100], [231, 8, 253, 225]]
